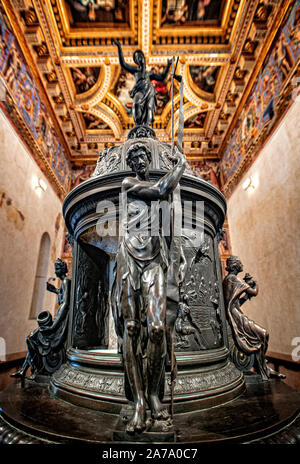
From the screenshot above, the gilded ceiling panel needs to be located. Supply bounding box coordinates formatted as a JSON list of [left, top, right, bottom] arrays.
[[1, 0, 297, 197], [71, 66, 101, 94], [65, 0, 129, 25], [160, 0, 224, 27], [82, 112, 111, 131], [184, 112, 207, 129], [189, 65, 220, 95]]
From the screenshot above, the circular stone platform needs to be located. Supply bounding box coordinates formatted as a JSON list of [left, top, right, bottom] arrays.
[[1, 378, 299, 444]]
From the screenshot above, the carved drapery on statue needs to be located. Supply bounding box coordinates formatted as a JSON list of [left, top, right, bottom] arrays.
[[224, 275, 267, 353]]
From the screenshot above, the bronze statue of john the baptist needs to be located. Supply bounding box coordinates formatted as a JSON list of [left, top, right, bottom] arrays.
[[111, 142, 186, 433]]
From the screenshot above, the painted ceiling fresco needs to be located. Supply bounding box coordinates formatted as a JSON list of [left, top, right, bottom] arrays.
[[184, 112, 207, 129], [112, 68, 136, 117], [71, 67, 101, 94], [65, 0, 130, 25], [0, 0, 299, 197], [83, 113, 111, 131], [189, 65, 220, 94], [161, 0, 224, 26]]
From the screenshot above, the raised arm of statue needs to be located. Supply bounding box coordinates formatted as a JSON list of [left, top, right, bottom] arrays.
[[124, 151, 186, 200], [113, 39, 137, 74], [239, 278, 259, 306], [248, 283, 258, 296], [149, 60, 172, 81], [152, 151, 186, 197], [46, 281, 59, 294]]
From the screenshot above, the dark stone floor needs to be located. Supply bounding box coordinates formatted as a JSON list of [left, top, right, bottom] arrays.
[[0, 377, 300, 444]]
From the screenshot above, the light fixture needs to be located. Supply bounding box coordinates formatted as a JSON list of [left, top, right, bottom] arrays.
[[242, 174, 259, 193], [242, 177, 252, 191], [38, 178, 47, 192], [32, 175, 47, 196]]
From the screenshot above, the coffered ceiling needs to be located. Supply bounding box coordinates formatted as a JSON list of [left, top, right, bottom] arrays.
[[2, 0, 287, 165]]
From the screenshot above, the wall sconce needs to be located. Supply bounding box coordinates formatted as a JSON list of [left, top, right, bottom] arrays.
[[32, 176, 47, 196], [242, 174, 259, 192]]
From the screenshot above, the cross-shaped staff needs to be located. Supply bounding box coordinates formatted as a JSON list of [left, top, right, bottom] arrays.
[[169, 56, 184, 421], [170, 56, 184, 156]]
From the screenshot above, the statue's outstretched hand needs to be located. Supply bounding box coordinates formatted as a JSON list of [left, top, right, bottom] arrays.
[[112, 38, 121, 48], [172, 147, 185, 160], [167, 150, 177, 163], [167, 148, 186, 166], [47, 282, 57, 293], [244, 273, 256, 288]]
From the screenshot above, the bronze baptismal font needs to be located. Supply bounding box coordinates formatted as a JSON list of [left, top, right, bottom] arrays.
[[0, 45, 299, 445]]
